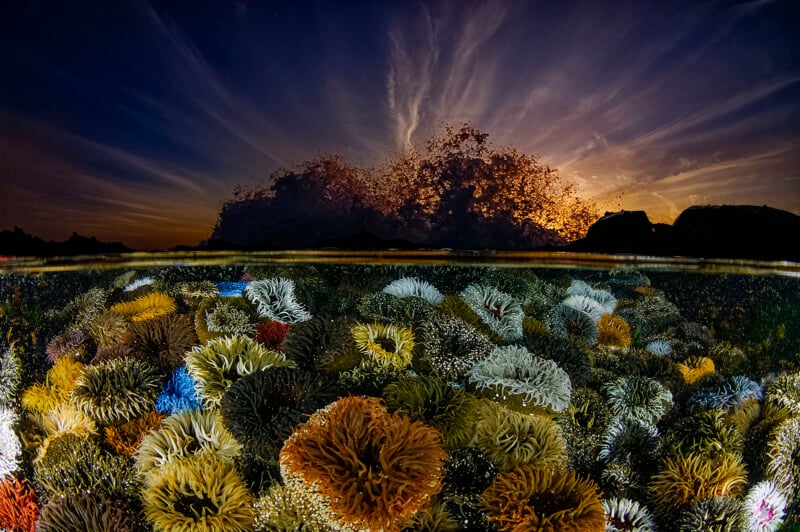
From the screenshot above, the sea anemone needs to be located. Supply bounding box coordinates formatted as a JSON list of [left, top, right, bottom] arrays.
[[130, 313, 198, 373], [204, 300, 257, 336], [676, 496, 743, 531], [56, 287, 108, 329], [741, 480, 788, 532], [37, 403, 98, 454], [617, 295, 682, 340], [383, 374, 479, 450], [665, 408, 743, 458], [45, 329, 88, 363], [0, 407, 22, 478], [598, 419, 660, 469], [547, 302, 599, 345], [37, 491, 137, 532], [415, 311, 495, 382], [104, 410, 165, 456], [155, 366, 202, 415], [71, 357, 163, 425], [382, 277, 444, 305], [254, 320, 292, 351], [472, 399, 567, 472], [601, 462, 643, 500], [567, 280, 618, 314], [597, 314, 632, 349], [689, 375, 763, 412], [480, 466, 605, 532], [86, 310, 130, 348], [602, 497, 656, 532], [0, 341, 22, 406], [177, 280, 219, 304], [245, 277, 312, 324], [351, 322, 415, 371], [90, 342, 136, 365], [677, 356, 716, 385], [765, 416, 800, 503], [562, 294, 608, 322], [648, 453, 747, 514], [467, 345, 572, 415], [134, 409, 242, 478], [603, 375, 672, 426], [184, 335, 293, 408], [110, 292, 177, 323], [442, 447, 497, 497], [764, 371, 800, 417], [279, 316, 356, 372], [523, 333, 591, 388], [557, 387, 612, 473], [0, 476, 38, 532], [123, 276, 154, 293], [460, 284, 524, 342], [219, 366, 335, 459], [21, 357, 85, 414], [645, 339, 672, 356], [142, 455, 254, 532], [357, 292, 435, 327], [279, 396, 447, 532], [253, 482, 326, 532]]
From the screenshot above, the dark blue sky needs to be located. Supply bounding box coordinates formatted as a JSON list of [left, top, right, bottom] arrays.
[[1, 0, 798, 248]]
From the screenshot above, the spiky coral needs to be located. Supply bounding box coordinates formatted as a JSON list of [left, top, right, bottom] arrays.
[[480, 466, 604, 531], [383, 374, 479, 450], [468, 345, 572, 414], [604, 375, 672, 426], [472, 399, 567, 472], [104, 410, 165, 456], [415, 312, 495, 382], [460, 284, 524, 342], [110, 292, 177, 323], [155, 366, 201, 415], [0, 477, 38, 532], [677, 356, 716, 385], [245, 277, 312, 324], [382, 277, 444, 305], [130, 313, 198, 373], [185, 335, 293, 407], [142, 456, 254, 532], [765, 416, 800, 503], [741, 480, 788, 532], [602, 497, 656, 532], [37, 491, 137, 532], [220, 366, 335, 459], [648, 453, 747, 514], [279, 396, 447, 532], [71, 357, 162, 425], [21, 357, 84, 414], [134, 409, 241, 478], [351, 322, 415, 371], [597, 314, 632, 349]]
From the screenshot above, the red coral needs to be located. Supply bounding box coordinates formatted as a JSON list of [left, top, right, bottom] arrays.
[[255, 321, 291, 350], [0, 477, 38, 532]]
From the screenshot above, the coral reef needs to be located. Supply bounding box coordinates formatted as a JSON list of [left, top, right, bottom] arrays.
[[110, 292, 177, 323], [480, 466, 605, 531], [279, 396, 447, 532], [245, 277, 312, 324]]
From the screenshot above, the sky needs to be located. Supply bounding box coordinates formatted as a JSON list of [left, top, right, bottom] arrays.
[[1, 0, 798, 249]]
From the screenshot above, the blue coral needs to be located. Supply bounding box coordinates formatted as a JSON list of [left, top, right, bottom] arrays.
[[156, 366, 202, 415]]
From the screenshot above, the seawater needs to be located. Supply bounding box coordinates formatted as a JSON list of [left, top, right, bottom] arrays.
[[0, 251, 798, 532]]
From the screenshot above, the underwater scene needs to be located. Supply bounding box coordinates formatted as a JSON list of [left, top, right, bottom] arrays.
[[0, 253, 799, 532]]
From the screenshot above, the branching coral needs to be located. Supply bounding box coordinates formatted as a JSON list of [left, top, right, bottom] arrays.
[[648, 453, 747, 514], [104, 410, 165, 456], [279, 396, 447, 532], [21, 357, 84, 414], [220, 366, 335, 459], [37, 491, 137, 532], [134, 409, 241, 478], [602, 497, 656, 532], [676, 496, 743, 532], [468, 345, 572, 414], [383, 374, 479, 450], [155, 366, 202, 415], [597, 313, 632, 349], [185, 334, 293, 407], [480, 466, 605, 532], [0, 476, 38, 532], [472, 400, 567, 472], [460, 284, 524, 342], [0, 407, 22, 478], [603, 375, 672, 426], [547, 302, 599, 345], [741, 480, 788, 532], [245, 277, 312, 324], [130, 313, 198, 373], [382, 277, 444, 305], [351, 322, 415, 371], [71, 357, 163, 425], [415, 311, 495, 382], [142, 455, 254, 532], [110, 292, 177, 323], [677, 356, 716, 385]]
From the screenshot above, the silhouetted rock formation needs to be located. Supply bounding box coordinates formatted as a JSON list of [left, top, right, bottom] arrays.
[[0, 228, 132, 257], [567, 205, 800, 261]]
